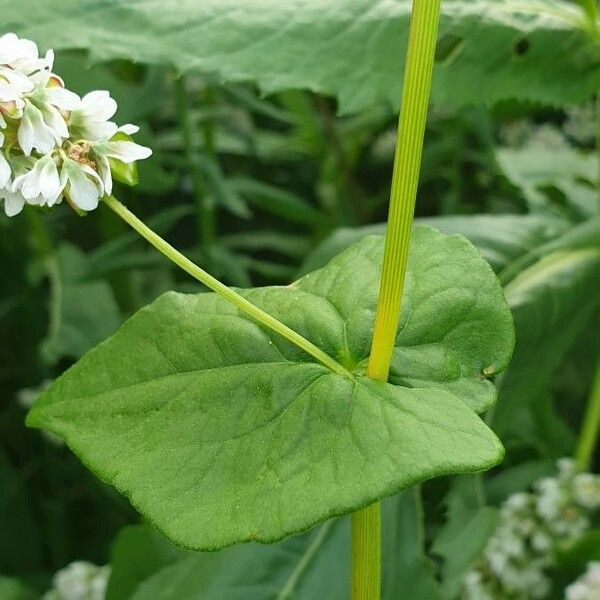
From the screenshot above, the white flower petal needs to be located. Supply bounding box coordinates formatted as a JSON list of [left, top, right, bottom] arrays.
[[0, 33, 39, 66], [69, 90, 120, 141], [38, 157, 61, 201], [0, 98, 24, 118], [18, 102, 57, 155], [0, 67, 34, 102], [0, 152, 11, 188], [39, 102, 69, 140], [61, 159, 102, 212], [45, 85, 80, 111], [42, 49, 55, 72], [101, 141, 152, 163], [1, 187, 26, 217], [81, 90, 117, 121], [118, 124, 139, 135], [13, 154, 61, 203], [96, 153, 113, 195]]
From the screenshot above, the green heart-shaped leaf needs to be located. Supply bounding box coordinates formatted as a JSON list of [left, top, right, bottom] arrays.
[[27, 227, 514, 549]]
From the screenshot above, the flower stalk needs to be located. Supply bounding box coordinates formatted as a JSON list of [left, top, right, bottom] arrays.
[[102, 194, 352, 379], [351, 1, 441, 598]]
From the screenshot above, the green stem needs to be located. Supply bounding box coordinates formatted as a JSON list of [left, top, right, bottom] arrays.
[[25, 208, 62, 342], [351, 1, 441, 598], [574, 360, 600, 470], [277, 522, 332, 600], [351, 504, 382, 600], [201, 87, 216, 157], [596, 92, 600, 205], [316, 97, 362, 225], [366, 0, 441, 382], [174, 76, 216, 265], [102, 195, 351, 379], [578, 0, 597, 23]]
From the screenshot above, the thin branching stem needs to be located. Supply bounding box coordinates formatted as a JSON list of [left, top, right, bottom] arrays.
[[102, 194, 352, 379]]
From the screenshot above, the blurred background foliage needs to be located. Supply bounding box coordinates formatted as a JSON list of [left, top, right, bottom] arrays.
[[1, 1, 600, 598]]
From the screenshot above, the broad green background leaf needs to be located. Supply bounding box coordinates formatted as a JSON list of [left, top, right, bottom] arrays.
[[5, 0, 599, 114], [299, 213, 568, 275], [88, 206, 193, 277], [385, 489, 444, 600], [432, 478, 499, 598], [555, 529, 600, 583], [107, 492, 441, 600], [128, 525, 338, 600], [493, 218, 600, 450], [497, 142, 598, 221], [485, 459, 555, 504], [28, 228, 512, 550], [0, 450, 44, 575], [39, 244, 121, 365], [107, 525, 186, 600], [0, 577, 36, 600], [109, 522, 346, 600]]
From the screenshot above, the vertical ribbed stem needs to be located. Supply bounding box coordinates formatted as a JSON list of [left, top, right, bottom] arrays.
[[351, 2, 441, 599], [575, 360, 600, 470], [366, 0, 441, 381], [351, 504, 382, 600]]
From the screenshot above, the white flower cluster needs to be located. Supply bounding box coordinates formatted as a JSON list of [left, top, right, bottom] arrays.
[[0, 33, 151, 217], [43, 561, 110, 600], [566, 562, 600, 600], [462, 459, 600, 600]]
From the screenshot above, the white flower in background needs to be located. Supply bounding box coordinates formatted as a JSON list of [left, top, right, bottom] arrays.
[[574, 473, 600, 510], [43, 561, 110, 600], [0, 33, 151, 217], [566, 562, 600, 600], [461, 459, 600, 600]]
